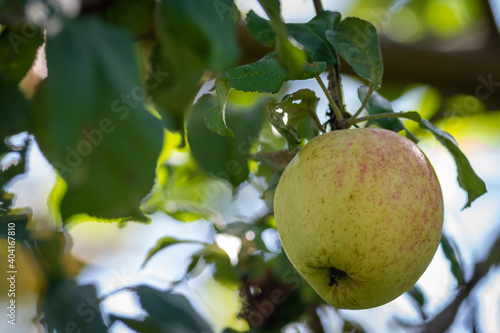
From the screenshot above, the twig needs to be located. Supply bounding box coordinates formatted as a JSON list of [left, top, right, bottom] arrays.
[[327, 66, 346, 114], [312, 0, 323, 13], [98, 286, 135, 303], [310, 111, 326, 132], [305, 302, 326, 333], [316, 76, 344, 129], [347, 83, 375, 125], [421, 232, 500, 333]]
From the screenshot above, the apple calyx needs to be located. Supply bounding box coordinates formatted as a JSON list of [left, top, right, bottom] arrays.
[[328, 267, 347, 286]]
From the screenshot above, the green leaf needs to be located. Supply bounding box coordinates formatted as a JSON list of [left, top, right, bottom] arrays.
[[297, 116, 320, 140], [43, 280, 108, 333], [169, 252, 207, 290], [295, 61, 327, 80], [202, 244, 238, 284], [302, 10, 342, 40], [247, 10, 340, 67], [144, 160, 228, 224], [358, 86, 418, 142], [148, 41, 203, 130], [0, 82, 30, 137], [279, 89, 321, 128], [151, 0, 240, 128], [407, 285, 427, 307], [226, 52, 287, 93], [287, 11, 341, 67], [257, 0, 306, 79], [0, 24, 44, 84], [246, 10, 275, 47], [187, 94, 266, 187], [440, 234, 465, 284], [396, 111, 487, 208], [185, 253, 205, 279], [142, 236, 198, 267], [110, 315, 162, 333], [266, 107, 301, 151], [164, 201, 222, 223], [204, 77, 234, 137], [326, 17, 383, 87], [276, 36, 307, 80], [101, 0, 155, 38], [0, 83, 30, 193], [135, 285, 212, 333], [32, 16, 164, 221], [157, 0, 240, 72], [226, 52, 325, 94], [266, 89, 322, 151], [406, 284, 428, 320], [219, 221, 258, 238], [257, 0, 281, 18]]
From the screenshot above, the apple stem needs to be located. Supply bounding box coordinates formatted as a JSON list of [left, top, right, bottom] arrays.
[[315, 76, 344, 129]]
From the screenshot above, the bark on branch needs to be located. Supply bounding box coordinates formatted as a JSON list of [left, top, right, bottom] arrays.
[[421, 232, 500, 333]]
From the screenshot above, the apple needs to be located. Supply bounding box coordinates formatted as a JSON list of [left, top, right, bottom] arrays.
[[273, 128, 443, 309]]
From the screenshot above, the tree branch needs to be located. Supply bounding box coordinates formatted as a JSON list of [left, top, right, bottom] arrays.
[[421, 232, 500, 333], [235, 3, 500, 112], [316, 76, 344, 129], [305, 302, 325, 333], [378, 37, 500, 112]]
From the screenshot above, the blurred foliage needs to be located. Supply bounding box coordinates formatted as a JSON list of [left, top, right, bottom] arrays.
[[0, 0, 495, 332], [349, 0, 485, 42], [32, 16, 164, 221]]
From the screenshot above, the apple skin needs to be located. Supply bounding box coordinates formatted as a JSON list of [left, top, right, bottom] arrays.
[[274, 128, 444, 309]]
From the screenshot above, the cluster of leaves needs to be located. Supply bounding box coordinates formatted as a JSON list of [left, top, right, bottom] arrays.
[[0, 0, 488, 332]]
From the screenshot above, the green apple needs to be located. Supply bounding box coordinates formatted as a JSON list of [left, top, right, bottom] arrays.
[[274, 128, 444, 309]]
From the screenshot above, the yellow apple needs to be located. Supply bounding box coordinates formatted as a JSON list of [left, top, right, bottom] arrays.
[[274, 128, 443, 309]]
